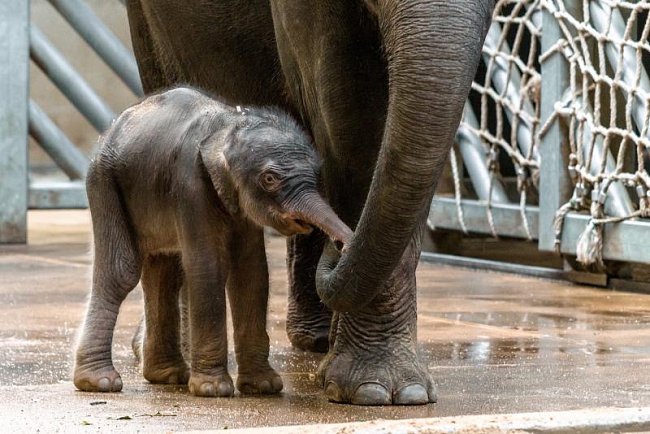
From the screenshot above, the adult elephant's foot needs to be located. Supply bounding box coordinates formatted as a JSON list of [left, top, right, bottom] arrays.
[[188, 370, 234, 397], [316, 263, 436, 406], [143, 358, 190, 385], [73, 363, 123, 392], [237, 366, 283, 394], [318, 346, 436, 405], [286, 306, 331, 353], [286, 231, 331, 353]]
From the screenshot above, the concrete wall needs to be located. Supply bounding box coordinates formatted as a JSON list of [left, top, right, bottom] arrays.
[[30, 0, 138, 173]]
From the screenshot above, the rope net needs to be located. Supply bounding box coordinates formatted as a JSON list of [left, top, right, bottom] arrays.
[[439, 0, 650, 269], [540, 0, 650, 269], [443, 0, 542, 239]]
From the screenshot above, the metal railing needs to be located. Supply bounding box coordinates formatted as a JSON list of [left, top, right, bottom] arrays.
[[0, 0, 142, 242], [428, 0, 650, 271], [0, 1, 29, 243], [429, 0, 543, 241]]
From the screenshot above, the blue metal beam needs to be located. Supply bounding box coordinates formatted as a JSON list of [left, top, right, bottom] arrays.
[[28, 100, 90, 180], [0, 0, 29, 243], [30, 25, 116, 133], [48, 0, 144, 97]]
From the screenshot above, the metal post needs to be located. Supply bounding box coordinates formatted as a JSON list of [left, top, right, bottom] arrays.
[[0, 0, 29, 243], [591, 0, 650, 139], [28, 100, 90, 180], [48, 0, 144, 97], [573, 96, 635, 217], [457, 104, 509, 202], [30, 25, 116, 133], [483, 23, 538, 161], [538, 0, 578, 252]]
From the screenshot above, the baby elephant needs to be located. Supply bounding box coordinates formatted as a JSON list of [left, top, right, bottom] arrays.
[[73, 87, 352, 397]]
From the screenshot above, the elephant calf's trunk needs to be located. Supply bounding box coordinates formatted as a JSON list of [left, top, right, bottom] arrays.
[[287, 192, 353, 251]]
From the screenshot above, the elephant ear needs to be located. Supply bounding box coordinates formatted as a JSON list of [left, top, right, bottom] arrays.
[[199, 129, 240, 216]]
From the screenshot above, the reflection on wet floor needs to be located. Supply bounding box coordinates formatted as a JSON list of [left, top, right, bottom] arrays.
[[1, 211, 650, 432]]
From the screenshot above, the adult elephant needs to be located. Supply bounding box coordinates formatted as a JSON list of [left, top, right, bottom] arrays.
[[126, 0, 494, 405]]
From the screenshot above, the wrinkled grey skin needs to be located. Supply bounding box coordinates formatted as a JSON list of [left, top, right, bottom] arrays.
[[126, 0, 495, 404], [73, 87, 353, 397]]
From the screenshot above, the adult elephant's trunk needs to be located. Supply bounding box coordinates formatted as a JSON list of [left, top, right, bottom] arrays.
[[317, 0, 494, 312]]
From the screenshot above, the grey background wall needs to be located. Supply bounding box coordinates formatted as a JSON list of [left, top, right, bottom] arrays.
[[30, 0, 138, 174]]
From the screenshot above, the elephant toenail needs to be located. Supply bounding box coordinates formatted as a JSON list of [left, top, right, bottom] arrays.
[[217, 382, 233, 397], [394, 384, 429, 405], [351, 383, 391, 406], [200, 383, 215, 396], [97, 378, 110, 392], [258, 380, 271, 393], [324, 382, 343, 402], [113, 377, 123, 392], [272, 376, 284, 392]]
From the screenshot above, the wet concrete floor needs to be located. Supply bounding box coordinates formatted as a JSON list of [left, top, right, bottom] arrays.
[[1, 210, 650, 432]]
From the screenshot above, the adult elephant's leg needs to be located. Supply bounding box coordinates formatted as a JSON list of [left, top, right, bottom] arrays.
[[318, 221, 434, 405], [276, 0, 386, 353], [318, 0, 494, 404], [272, 0, 494, 405], [286, 231, 330, 353], [125, 0, 174, 93]]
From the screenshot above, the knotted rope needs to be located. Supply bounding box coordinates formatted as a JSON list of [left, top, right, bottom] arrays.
[[541, 0, 650, 267]]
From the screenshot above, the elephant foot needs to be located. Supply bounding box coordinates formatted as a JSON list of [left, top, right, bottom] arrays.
[[319, 353, 436, 405], [237, 367, 283, 395], [286, 230, 331, 353], [188, 370, 234, 397], [317, 349, 436, 406], [143, 359, 190, 385], [73, 364, 123, 393], [286, 309, 331, 353]]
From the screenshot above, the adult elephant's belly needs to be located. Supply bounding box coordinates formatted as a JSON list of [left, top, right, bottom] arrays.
[[137, 0, 288, 108]]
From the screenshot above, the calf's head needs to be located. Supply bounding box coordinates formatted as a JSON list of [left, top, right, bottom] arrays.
[[201, 107, 352, 250]]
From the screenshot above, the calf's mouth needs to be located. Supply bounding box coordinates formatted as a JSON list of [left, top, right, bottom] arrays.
[[277, 215, 313, 236]]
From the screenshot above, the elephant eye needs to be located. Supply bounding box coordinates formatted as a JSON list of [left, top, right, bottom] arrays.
[[259, 171, 282, 191]]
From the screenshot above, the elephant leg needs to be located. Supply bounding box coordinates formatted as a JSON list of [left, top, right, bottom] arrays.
[[227, 225, 283, 394], [140, 254, 189, 385], [126, 0, 175, 92], [181, 239, 233, 398], [318, 221, 436, 405], [286, 230, 331, 353], [271, 0, 492, 404], [74, 277, 138, 392], [73, 162, 142, 392], [132, 279, 190, 364]]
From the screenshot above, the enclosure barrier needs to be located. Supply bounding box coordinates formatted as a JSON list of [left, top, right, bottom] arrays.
[[0, 0, 142, 243], [429, 0, 650, 275], [2, 0, 650, 278]]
